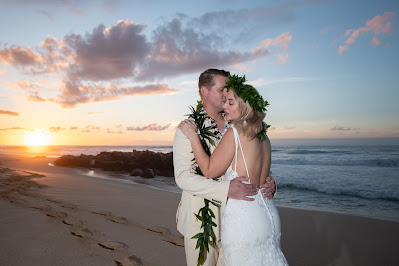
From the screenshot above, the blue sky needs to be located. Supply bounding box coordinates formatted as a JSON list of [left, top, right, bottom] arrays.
[[0, 0, 398, 145]]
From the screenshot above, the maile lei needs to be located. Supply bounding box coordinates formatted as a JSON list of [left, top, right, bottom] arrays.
[[187, 100, 224, 266]]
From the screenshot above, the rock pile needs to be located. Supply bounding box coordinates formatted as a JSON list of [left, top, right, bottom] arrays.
[[54, 150, 174, 178]]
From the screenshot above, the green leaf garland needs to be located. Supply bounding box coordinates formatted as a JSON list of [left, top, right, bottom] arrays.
[[187, 101, 221, 266]]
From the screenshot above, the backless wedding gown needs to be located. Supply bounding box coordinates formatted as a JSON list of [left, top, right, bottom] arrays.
[[221, 126, 288, 266]]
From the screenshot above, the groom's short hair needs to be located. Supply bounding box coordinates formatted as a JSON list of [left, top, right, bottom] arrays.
[[198, 69, 230, 97]]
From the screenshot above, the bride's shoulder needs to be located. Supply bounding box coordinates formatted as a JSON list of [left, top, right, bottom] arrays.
[[224, 127, 234, 137]]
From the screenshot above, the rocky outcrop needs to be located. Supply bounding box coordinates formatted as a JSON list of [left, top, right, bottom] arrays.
[[54, 150, 174, 178]]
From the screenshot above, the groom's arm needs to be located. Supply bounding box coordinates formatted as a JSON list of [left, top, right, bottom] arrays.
[[173, 129, 230, 205]]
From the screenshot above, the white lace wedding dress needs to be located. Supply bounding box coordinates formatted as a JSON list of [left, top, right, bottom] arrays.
[[221, 126, 288, 266]]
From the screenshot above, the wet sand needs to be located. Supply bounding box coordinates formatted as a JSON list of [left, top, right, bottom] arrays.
[[1, 154, 398, 265]]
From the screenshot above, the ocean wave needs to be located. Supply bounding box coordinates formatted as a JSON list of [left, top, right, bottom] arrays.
[[272, 158, 399, 168], [278, 183, 399, 202]]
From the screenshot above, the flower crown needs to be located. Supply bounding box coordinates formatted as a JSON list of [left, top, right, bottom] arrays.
[[225, 74, 269, 113], [225, 74, 270, 141]]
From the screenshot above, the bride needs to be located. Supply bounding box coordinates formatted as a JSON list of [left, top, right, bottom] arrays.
[[178, 75, 288, 266]]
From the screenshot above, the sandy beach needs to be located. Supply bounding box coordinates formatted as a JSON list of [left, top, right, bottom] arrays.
[[1, 154, 398, 266]]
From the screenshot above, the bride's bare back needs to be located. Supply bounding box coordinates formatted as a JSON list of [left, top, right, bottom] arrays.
[[232, 131, 271, 187]]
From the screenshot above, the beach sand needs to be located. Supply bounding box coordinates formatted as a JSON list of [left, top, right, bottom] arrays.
[[1, 154, 398, 266]]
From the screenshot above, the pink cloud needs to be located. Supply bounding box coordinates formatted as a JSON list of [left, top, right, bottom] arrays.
[[339, 12, 396, 55]]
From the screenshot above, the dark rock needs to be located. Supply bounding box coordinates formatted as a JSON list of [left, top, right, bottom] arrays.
[[130, 168, 143, 176], [142, 168, 155, 178], [53, 150, 174, 178], [54, 154, 93, 168], [96, 160, 124, 171]]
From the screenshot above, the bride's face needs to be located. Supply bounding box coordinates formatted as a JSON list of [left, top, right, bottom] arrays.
[[223, 90, 239, 121]]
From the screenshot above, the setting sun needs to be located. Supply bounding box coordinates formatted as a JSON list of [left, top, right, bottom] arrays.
[[24, 129, 52, 146]]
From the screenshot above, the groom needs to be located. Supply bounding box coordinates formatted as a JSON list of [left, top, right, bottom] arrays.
[[173, 69, 276, 266]]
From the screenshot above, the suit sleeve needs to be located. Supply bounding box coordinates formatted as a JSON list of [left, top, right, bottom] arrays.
[[173, 129, 230, 206]]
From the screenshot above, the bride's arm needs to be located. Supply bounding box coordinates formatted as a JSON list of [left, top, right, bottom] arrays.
[[178, 120, 235, 178], [189, 129, 235, 178]]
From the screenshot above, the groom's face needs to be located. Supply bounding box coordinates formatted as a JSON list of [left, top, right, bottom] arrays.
[[205, 75, 228, 111]]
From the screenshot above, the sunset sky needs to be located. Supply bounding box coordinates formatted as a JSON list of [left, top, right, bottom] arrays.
[[0, 0, 398, 146]]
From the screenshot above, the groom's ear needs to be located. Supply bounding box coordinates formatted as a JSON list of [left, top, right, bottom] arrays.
[[200, 86, 209, 98]]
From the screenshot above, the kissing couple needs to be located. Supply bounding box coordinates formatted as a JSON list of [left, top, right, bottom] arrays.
[[173, 69, 288, 266]]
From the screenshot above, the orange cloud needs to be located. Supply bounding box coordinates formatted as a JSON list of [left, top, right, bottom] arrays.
[[0, 46, 41, 67], [339, 12, 396, 55], [252, 32, 292, 64], [49, 126, 65, 132], [46, 82, 179, 108], [0, 109, 19, 116], [0, 127, 26, 131]]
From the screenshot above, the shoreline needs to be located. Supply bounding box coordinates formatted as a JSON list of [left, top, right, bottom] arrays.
[[1, 154, 399, 265], [2, 152, 398, 223]]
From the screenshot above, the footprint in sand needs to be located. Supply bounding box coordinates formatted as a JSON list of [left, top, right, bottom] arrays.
[[62, 218, 83, 227], [45, 210, 68, 219], [91, 210, 112, 216], [91, 210, 128, 224], [71, 228, 93, 238], [115, 255, 144, 266], [98, 241, 129, 251], [147, 227, 184, 247], [108, 216, 128, 224], [47, 199, 77, 210]]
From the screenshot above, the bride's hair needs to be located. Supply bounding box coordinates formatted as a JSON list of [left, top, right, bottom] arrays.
[[231, 85, 266, 141]]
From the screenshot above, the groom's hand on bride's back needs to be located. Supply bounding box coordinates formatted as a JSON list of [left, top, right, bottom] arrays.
[[259, 176, 276, 200], [228, 176, 257, 201]]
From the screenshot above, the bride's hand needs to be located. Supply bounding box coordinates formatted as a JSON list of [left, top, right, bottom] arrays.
[[178, 119, 198, 137]]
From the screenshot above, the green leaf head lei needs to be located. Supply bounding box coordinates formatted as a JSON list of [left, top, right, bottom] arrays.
[[225, 74, 271, 141]]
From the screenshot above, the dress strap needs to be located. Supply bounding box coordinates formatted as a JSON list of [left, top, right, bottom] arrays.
[[231, 126, 250, 178]]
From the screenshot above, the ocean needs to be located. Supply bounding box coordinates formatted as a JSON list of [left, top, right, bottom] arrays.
[[1, 140, 398, 222]]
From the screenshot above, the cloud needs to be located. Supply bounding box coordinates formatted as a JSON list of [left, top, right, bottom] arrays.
[[0, 46, 41, 68], [48, 82, 178, 108], [0, 127, 27, 131], [106, 124, 123, 134], [65, 20, 150, 81], [339, 12, 396, 55], [331, 125, 360, 131], [49, 126, 65, 132], [81, 125, 101, 133], [1, 14, 293, 108], [70, 126, 79, 130], [136, 18, 292, 80], [1, 19, 292, 83], [0, 109, 19, 116], [87, 111, 103, 115], [126, 123, 171, 131]]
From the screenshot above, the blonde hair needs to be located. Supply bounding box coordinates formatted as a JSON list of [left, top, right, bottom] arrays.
[[231, 86, 266, 141]]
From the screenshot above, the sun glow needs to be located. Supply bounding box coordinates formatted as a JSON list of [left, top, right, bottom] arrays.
[[24, 129, 52, 146]]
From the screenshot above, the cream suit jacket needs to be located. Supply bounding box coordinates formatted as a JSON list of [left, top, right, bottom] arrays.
[[173, 129, 230, 239]]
